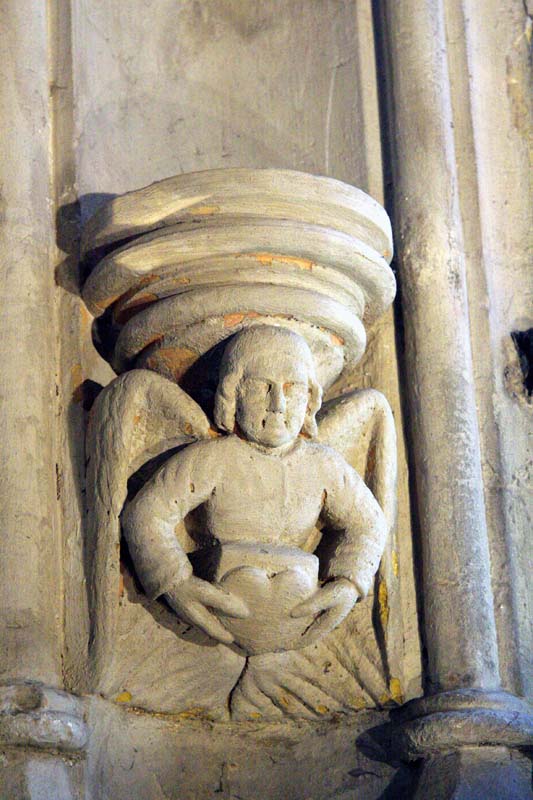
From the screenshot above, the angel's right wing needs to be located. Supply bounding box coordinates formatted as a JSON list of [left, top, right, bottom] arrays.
[[86, 368, 211, 689]]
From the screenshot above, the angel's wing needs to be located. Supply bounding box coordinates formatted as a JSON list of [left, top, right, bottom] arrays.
[[85, 368, 211, 689], [316, 388, 397, 530], [318, 388, 400, 703]]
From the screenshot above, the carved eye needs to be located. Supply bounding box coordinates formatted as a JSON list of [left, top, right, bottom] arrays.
[[243, 377, 269, 397]]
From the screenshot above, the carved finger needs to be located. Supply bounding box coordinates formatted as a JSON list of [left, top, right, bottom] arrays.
[[191, 578, 250, 618], [290, 580, 356, 618], [181, 600, 235, 645], [297, 604, 351, 648]]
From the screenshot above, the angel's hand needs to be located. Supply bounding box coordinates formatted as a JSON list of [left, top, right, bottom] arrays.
[[290, 577, 359, 648], [164, 576, 249, 645]]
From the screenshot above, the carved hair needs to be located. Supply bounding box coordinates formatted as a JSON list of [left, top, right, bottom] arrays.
[[214, 325, 322, 438]]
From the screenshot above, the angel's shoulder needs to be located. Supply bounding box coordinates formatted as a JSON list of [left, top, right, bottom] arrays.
[[299, 438, 350, 469], [157, 434, 230, 473]]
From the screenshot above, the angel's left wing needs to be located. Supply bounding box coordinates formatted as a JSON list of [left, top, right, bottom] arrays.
[[316, 388, 397, 531], [85, 368, 211, 689]]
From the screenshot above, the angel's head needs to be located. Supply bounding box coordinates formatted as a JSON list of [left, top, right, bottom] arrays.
[[214, 325, 323, 448]]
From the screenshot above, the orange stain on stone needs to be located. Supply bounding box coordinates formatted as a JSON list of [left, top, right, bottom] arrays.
[[329, 333, 345, 346], [100, 274, 160, 317], [378, 579, 389, 631], [224, 311, 260, 327], [242, 252, 314, 270], [80, 304, 93, 332], [130, 292, 159, 306], [224, 312, 245, 327], [189, 205, 220, 215], [147, 346, 198, 380], [178, 707, 208, 719]]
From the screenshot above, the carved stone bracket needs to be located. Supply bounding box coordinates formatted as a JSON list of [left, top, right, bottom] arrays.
[[82, 168, 395, 391], [80, 169, 400, 719]]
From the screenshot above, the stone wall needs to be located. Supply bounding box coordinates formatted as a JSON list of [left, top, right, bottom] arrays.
[[0, 2, 531, 798]]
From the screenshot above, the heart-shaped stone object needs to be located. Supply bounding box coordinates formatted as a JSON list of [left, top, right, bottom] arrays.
[[213, 542, 319, 655]]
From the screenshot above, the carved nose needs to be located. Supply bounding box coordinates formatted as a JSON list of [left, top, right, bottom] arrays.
[[268, 383, 286, 413]]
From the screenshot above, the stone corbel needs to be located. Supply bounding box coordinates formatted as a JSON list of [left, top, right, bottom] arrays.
[[80, 169, 400, 719]]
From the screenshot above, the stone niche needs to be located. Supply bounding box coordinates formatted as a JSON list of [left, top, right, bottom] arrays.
[[1, 2, 532, 799]]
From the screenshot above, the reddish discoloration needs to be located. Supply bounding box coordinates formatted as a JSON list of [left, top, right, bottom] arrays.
[[366, 441, 376, 482], [80, 304, 94, 332], [146, 346, 198, 381], [115, 293, 159, 325], [223, 310, 260, 328], [240, 252, 314, 270], [224, 312, 245, 327], [112, 275, 161, 323], [329, 333, 345, 346]]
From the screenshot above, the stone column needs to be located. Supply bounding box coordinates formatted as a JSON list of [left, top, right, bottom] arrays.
[[0, 3, 86, 797], [378, 1, 533, 796]]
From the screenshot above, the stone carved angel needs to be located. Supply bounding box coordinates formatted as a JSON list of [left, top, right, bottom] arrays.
[[86, 325, 396, 720]]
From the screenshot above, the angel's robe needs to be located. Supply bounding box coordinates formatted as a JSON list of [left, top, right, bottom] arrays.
[[121, 434, 387, 603]]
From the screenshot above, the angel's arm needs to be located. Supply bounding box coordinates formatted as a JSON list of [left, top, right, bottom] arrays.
[[321, 455, 388, 597], [121, 441, 216, 601]]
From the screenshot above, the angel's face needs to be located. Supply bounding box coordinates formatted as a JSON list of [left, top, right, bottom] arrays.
[[235, 352, 309, 448]]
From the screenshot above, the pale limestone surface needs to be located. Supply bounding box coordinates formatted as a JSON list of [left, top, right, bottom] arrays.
[[2, 0, 531, 798], [83, 173, 400, 723], [66, 3, 421, 723], [119, 327, 390, 698]]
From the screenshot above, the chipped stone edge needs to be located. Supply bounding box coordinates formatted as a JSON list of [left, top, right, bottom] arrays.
[[0, 684, 88, 753]]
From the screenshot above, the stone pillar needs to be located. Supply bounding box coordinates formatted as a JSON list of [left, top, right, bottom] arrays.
[[0, 3, 86, 797], [379, 1, 533, 795]]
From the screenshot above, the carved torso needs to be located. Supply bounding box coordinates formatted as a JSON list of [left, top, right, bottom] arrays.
[[179, 435, 331, 548]]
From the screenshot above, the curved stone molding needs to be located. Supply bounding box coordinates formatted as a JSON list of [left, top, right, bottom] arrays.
[[0, 684, 87, 753], [393, 690, 533, 759], [81, 168, 393, 261], [82, 169, 395, 392]]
